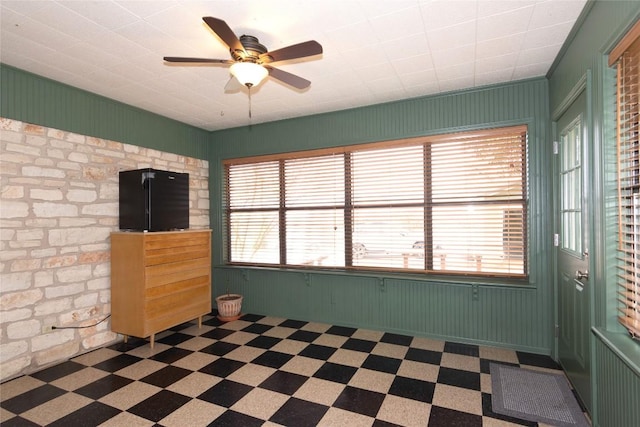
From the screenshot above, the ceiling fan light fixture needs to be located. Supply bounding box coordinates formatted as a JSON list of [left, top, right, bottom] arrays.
[[230, 62, 268, 87]]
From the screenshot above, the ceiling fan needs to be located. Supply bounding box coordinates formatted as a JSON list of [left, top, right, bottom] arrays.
[[164, 17, 323, 90]]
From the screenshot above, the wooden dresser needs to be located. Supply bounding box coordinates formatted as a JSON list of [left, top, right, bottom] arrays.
[[110, 229, 211, 347]]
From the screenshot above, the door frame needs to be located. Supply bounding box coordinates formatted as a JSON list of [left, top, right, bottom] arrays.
[[551, 70, 595, 411]]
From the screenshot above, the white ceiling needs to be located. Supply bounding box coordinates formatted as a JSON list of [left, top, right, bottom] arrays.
[[1, 0, 588, 131]]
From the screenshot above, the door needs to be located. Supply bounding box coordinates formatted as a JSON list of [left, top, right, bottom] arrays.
[[555, 90, 591, 411]]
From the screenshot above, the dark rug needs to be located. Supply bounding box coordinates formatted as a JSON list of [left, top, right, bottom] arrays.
[[490, 363, 589, 427]]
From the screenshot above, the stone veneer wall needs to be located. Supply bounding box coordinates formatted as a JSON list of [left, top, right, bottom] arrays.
[[0, 117, 210, 382]]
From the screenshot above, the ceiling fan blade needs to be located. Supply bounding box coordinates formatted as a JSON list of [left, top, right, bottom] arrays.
[[264, 65, 311, 89], [260, 40, 323, 63], [164, 56, 233, 64], [202, 16, 245, 54]]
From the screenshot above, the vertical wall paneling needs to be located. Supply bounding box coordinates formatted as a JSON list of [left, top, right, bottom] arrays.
[[594, 333, 640, 427]]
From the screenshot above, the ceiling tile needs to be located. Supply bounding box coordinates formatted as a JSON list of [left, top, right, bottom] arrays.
[[476, 5, 534, 42]]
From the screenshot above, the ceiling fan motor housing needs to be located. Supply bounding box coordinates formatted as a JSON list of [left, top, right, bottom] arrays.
[[232, 35, 270, 63]]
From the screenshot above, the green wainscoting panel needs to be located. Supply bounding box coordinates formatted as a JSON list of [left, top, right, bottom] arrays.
[[594, 331, 640, 427], [1, 64, 210, 159], [215, 267, 549, 353]]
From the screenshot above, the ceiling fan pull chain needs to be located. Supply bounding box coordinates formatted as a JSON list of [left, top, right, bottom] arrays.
[[248, 85, 252, 120]]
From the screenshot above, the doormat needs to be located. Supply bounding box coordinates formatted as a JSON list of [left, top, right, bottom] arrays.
[[490, 363, 589, 427]]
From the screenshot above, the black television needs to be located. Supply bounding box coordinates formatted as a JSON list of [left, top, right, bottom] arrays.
[[119, 168, 189, 231]]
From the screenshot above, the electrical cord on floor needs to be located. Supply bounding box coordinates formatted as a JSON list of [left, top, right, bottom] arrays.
[[52, 314, 111, 330]]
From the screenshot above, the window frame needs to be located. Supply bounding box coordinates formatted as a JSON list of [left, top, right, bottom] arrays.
[[612, 18, 640, 340], [223, 125, 529, 280]]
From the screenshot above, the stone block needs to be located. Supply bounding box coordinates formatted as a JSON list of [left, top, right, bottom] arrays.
[[33, 297, 71, 316], [0, 340, 28, 363], [67, 189, 97, 203], [45, 282, 85, 299], [33, 202, 78, 218], [55, 265, 92, 283], [22, 166, 65, 178], [1, 201, 29, 218], [1, 186, 25, 199], [0, 272, 33, 292], [7, 319, 40, 339], [34, 340, 79, 367]]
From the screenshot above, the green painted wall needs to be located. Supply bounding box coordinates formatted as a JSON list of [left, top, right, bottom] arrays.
[[548, 1, 640, 425], [0, 64, 210, 160], [210, 78, 554, 354]]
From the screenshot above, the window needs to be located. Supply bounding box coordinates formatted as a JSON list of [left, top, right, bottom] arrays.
[[612, 19, 640, 339], [224, 125, 528, 278]]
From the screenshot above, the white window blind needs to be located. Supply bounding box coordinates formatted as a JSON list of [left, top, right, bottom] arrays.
[[612, 19, 640, 339], [224, 125, 527, 278]]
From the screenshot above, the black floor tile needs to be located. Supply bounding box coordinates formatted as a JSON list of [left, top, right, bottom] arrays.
[[405, 347, 442, 365], [48, 401, 121, 427], [157, 332, 193, 346], [0, 416, 41, 427], [202, 317, 225, 327], [246, 335, 281, 349], [259, 370, 308, 395], [127, 389, 190, 422], [251, 350, 294, 369], [29, 360, 85, 382], [107, 337, 147, 352], [140, 365, 192, 388], [200, 341, 240, 356], [313, 362, 358, 384], [269, 397, 329, 427], [240, 313, 265, 323], [333, 385, 386, 417], [93, 354, 142, 372], [199, 357, 245, 378], [168, 321, 194, 332], [279, 319, 308, 329], [74, 374, 133, 399], [362, 354, 402, 374], [373, 419, 404, 427], [326, 325, 357, 337], [242, 323, 273, 334], [298, 344, 337, 361], [381, 332, 413, 346], [516, 351, 561, 369], [437, 367, 481, 391], [444, 341, 479, 357], [388, 376, 435, 403], [201, 328, 235, 340], [0, 384, 66, 413], [149, 347, 193, 364], [208, 410, 264, 426], [197, 379, 253, 407], [342, 337, 377, 353], [427, 406, 483, 427], [288, 330, 321, 343]]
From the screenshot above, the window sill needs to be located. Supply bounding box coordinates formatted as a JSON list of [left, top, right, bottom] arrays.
[[215, 264, 533, 289]]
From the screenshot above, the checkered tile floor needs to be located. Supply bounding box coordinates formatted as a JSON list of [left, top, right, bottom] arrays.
[[1, 313, 574, 426]]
